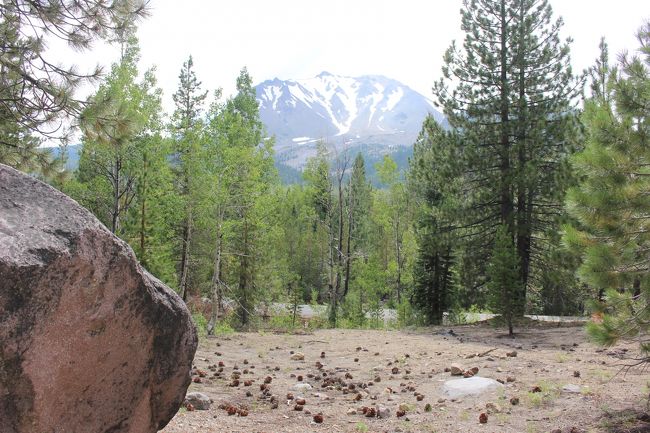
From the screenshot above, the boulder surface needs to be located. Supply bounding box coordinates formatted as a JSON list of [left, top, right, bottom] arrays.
[[0, 164, 198, 433]]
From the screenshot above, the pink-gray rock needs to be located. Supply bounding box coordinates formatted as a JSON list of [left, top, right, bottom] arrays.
[[183, 392, 212, 410], [0, 164, 198, 433]]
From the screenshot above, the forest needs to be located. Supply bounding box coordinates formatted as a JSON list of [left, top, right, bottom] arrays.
[[1, 0, 649, 362]]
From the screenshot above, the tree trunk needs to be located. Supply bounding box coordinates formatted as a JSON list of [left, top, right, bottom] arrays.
[[139, 153, 147, 264], [111, 157, 121, 234], [499, 0, 513, 232], [327, 215, 337, 326], [239, 218, 250, 327], [395, 217, 402, 304], [515, 0, 530, 316], [178, 206, 192, 302], [344, 186, 353, 298], [207, 221, 223, 336]]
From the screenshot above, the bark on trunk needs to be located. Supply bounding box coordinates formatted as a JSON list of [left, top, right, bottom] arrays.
[[178, 207, 192, 302], [207, 225, 223, 336]]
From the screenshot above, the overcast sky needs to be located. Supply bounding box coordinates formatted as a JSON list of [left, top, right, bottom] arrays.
[[53, 0, 648, 112]]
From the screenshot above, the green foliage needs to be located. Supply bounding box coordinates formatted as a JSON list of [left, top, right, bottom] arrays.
[[409, 118, 457, 325], [68, 35, 178, 287], [212, 319, 236, 336], [430, 0, 581, 314], [191, 312, 208, 338], [525, 381, 560, 408], [487, 225, 524, 335], [268, 312, 299, 331], [204, 67, 278, 328], [40, 4, 650, 338], [396, 299, 423, 327], [170, 55, 208, 300], [0, 1, 146, 174], [565, 25, 650, 361]]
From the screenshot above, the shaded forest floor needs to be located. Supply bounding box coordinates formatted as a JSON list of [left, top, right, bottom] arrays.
[[162, 323, 649, 433]]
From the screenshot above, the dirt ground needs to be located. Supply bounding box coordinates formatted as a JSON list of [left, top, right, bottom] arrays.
[[161, 323, 649, 433]]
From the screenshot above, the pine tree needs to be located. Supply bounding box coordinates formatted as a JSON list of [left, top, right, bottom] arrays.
[[565, 25, 650, 362], [304, 143, 341, 325], [0, 19, 56, 175], [66, 35, 176, 286], [488, 225, 523, 335], [75, 35, 148, 234], [344, 153, 371, 299], [212, 67, 276, 328], [170, 55, 208, 301], [433, 0, 580, 310], [0, 0, 147, 172], [409, 117, 458, 324]]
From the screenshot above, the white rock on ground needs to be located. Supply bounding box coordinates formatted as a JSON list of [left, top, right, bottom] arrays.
[[293, 383, 313, 391], [441, 376, 503, 398], [562, 384, 581, 393]]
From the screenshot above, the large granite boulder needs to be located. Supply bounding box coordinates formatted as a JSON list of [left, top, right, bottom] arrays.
[[0, 164, 198, 433]]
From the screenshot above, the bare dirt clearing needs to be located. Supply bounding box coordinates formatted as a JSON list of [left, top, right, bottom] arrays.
[[162, 324, 649, 433]]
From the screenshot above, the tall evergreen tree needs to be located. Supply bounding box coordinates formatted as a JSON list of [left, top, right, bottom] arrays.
[[565, 25, 650, 362], [215, 67, 276, 328], [304, 143, 341, 325], [68, 34, 176, 286], [409, 117, 458, 324], [171, 55, 208, 301], [75, 34, 147, 233], [344, 153, 371, 298], [433, 0, 580, 312]]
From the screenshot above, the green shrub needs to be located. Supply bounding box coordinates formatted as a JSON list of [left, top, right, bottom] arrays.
[[191, 312, 208, 338]]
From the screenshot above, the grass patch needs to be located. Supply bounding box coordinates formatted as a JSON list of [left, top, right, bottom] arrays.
[[355, 422, 369, 432], [591, 368, 613, 384], [555, 353, 570, 363], [212, 320, 235, 336], [191, 312, 208, 338], [526, 421, 538, 433], [526, 380, 560, 408]]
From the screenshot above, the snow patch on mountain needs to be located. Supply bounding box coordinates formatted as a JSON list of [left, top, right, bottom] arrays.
[[385, 87, 404, 112], [255, 72, 445, 168]]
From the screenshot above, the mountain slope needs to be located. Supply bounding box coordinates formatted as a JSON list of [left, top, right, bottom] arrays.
[[255, 72, 444, 168]]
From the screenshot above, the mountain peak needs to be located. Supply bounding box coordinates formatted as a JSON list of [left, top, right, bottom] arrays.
[[255, 73, 444, 169]]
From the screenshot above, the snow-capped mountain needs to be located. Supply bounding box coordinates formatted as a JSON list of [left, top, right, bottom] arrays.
[[255, 72, 444, 168]]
